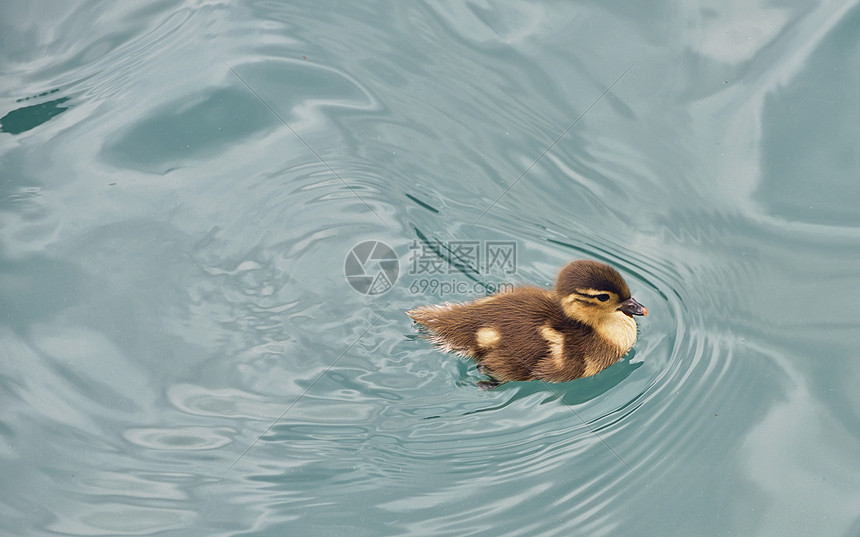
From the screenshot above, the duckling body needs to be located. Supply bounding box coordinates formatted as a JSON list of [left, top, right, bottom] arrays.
[[407, 260, 647, 388]]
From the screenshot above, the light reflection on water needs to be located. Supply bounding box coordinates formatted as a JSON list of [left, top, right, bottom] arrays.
[[1, 1, 859, 536]]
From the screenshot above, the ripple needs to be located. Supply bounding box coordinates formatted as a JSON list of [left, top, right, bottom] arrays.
[[4, 0, 859, 535], [49, 505, 191, 536], [123, 426, 233, 450], [169, 383, 289, 421], [357, 214, 741, 534]]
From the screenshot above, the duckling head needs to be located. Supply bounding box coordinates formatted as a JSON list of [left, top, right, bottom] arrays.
[[555, 260, 648, 326]]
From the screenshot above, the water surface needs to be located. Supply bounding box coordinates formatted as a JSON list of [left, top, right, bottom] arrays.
[[1, 1, 859, 536]]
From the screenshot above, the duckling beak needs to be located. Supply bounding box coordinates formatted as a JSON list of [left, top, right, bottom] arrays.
[[619, 298, 648, 317]]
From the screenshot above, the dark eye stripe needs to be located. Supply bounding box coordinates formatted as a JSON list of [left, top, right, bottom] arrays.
[[574, 291, 613, 300]]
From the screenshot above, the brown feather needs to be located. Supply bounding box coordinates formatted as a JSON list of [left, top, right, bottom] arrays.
[[407, 260, 644, 385]]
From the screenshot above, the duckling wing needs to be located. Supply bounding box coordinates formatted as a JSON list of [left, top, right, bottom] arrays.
[[409, 288, 582, 381], [473, 288, 587, 381], [407, 288, 554, 358], [407, 300, 485, 355]]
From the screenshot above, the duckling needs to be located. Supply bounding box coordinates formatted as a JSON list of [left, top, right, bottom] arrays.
[[407, 260, 647, 389]]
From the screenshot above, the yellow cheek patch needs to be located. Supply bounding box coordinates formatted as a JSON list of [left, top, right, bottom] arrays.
[[561, 295, 602, 325], [560, 294, 583, 318]]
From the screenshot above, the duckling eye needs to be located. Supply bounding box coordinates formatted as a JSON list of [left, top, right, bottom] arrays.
[[596, 294, 610, 302]]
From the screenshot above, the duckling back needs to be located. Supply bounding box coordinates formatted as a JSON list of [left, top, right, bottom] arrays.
[[407, 288, 572, 378], [407, 300, 487, 356]]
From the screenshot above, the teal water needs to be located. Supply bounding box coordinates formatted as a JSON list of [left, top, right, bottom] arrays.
[[2, 2, 860, 536]]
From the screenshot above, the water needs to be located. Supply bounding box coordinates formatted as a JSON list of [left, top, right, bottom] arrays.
[[2, 1, 860, 536]]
